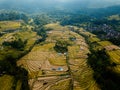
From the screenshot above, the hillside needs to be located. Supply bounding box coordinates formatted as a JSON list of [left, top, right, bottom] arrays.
[[0, 5, 120, 90], [17, 23, 100, 90], [0, 20, 40, 90]]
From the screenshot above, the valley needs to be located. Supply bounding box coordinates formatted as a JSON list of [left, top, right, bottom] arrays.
[[16, 21, 117, 90], [0, 4, 120, 90], [16, 23, 101, 90]]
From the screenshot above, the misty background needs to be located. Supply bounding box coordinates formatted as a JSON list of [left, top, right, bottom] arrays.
[[0, 0, 120, 13]]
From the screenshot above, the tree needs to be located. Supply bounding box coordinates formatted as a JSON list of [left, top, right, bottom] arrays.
[[54, 39, 71, 53], [2, 38, 27, 50]]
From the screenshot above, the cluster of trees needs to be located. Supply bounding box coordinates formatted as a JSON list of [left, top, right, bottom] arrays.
[[42, 5, 120, 26], [91, 18, 120, 31], [33, 26, 47, 43], [91, 19, 118, 25], [54, 39, 71, 53], [108, 38, 120, 46], [2, 38, 27, 50], [88, 49, 111, 73], [72, 27, 120, 90], [0, 55, 29, 90], [88, 49, 120, 90], [32, 14, 53, 26], [0, 10, 28, 22], [32, 14, 55, 43], [76, 5, 120, 19], [60, 15, 91, 26], [69, 36, 76, 41]]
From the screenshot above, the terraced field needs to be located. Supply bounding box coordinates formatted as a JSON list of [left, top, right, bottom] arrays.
[[17, 23, 72, 90], [75, 28, 120, 89], [0, 20, 119, 90], [0, 21, 21, 32], [1, 22, 119, 90], [17, 23, 100, 90], [67, 34, 99, 90], [18, 43, 68, 78], [0, 21, 41, 90], [0, 21, 39, 61]]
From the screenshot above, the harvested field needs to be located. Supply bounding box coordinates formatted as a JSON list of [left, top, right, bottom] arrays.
[[17, 23, 101, 90], [17, 41, 68, 78], [104, 45, 120, 51]]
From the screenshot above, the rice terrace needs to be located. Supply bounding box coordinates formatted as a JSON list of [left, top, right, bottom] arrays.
[[0, 0, 120, 90]]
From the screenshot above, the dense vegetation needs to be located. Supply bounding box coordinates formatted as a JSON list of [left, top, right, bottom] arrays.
[[87, 18, 120, 46], [52, 6, 120, 46], [0, 10, 51, 90], [88, 49, 120, 90], [0, 54, 29, 90], [3, 38, 27, 50], [0, 10, 28, 22], [54, 39, 71, 53], [32, 14, 53, 26]]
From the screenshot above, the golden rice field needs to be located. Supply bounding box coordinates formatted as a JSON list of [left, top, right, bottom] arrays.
[[16, 23, 102, 90], [88, 37, 101, 43], [66, 24, 120, 90], [98, 41, 112, 46], [17, 31, 38, 51], [17, 43, 68, 79], [53, 24, 99, 89], [45, 22, 64, 30], [0, 75, 14, 90], [0, 27, 39, 61], [17, 42, 69, 89], [0, 21, 21, 32], [106, 50, 120, 64], [67, 30, 99, 89], [80, 31, 96, 37], [79, 27, 120, 82], [0, 32, 14, 45], [68, 45, 99, 90]]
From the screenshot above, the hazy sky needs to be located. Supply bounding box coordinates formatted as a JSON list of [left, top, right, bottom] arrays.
[[0, 0, 120, 10], [1, 0, 120, 4]]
